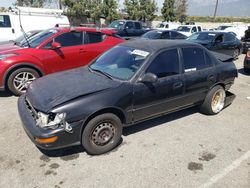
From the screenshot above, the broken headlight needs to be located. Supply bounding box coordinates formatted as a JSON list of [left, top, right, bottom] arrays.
[[36, 112, 72, 132]]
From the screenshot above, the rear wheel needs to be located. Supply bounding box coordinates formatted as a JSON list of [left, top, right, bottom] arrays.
[[7, 68, 40, 96], [200, 86, 226, 115], [82, 113, 122, 155]]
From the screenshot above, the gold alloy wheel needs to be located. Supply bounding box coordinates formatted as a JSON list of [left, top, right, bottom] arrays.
[[211, 89, 225, 113]]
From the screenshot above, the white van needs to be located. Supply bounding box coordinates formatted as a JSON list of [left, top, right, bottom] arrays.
[[156, 22, 180, 30], [176, 25, 203, 37], [0, 6, 69, 42]]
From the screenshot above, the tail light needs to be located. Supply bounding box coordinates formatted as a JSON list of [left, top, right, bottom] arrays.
[[247, 48, 250, 58]]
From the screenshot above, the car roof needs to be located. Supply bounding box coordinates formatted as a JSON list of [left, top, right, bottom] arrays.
[[196, 31, 232, 35], [55, 27, 115, 35], [121, 40, 201, 52]]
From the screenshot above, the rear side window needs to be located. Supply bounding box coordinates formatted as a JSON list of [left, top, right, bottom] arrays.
[[162, 32, 170, 39], [182, 48, 210, 72], [0, 15, 11, 27], [224, 33, 236, 42], [146, 49, 179, 78], [85, 32, 104, 44], [134, 22, 142, 29], [198, 26, 202, 32], [55, 32, 83, 47]]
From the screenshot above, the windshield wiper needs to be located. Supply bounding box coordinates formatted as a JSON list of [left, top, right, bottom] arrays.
[[88, 67, 113, 80]]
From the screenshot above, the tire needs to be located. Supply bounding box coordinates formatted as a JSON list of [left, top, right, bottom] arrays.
[[200, 85, 226, 115], [82, 113, 122, 155], [7, 67, 40, 96], [244, 68, 250, 74], [233, 49, 240, 59]]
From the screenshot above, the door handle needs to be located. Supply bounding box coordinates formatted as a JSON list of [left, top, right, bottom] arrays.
[[173, 82, 183, 89], [79, 49, 86, 53], [12, 28, 15, 33]]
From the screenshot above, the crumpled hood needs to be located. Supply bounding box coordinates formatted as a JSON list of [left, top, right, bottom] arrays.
[[26, 67, 121, 112], [0, 44, 21, 54]]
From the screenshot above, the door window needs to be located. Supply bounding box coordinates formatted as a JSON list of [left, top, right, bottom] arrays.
[[84, 32, 105, 44], [171, 31, 186, 39], [0, 15, 11, 27], [198, 26, 202, 32], [224, 33, 236, 42], [182, 48, 210, 71], [214, 34, 223, 42], [191, 27, 197, 33], [54, 32, 83, 47], [161, 32, 170, 39], [134, 22, 142, 29], [146, 49, 180, 78], [125, 22, 134, 29]]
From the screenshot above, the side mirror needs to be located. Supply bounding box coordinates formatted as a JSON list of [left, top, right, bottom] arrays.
[[51, 42, 61, 50], [138, 73, 158, 83]]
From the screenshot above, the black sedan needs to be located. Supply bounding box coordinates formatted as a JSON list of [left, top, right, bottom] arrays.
[[18, 40, 237, 155], [141, 30, 187, 40], [187, 31, 242, 59]]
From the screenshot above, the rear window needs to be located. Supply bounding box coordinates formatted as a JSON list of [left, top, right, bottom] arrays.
[[0, 15, 11, 27]]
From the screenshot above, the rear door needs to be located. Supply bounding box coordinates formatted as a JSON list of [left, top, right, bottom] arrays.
[[0, 15, 14, 42], [133, 49, 184, 121], [222, 33, 238, 56], [181, 47, 216, 105]]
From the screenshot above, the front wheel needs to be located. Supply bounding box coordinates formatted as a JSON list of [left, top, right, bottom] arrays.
[[7, 68, 40, 96], [82, 113, 122, 155], [200, 86, 226, 115]]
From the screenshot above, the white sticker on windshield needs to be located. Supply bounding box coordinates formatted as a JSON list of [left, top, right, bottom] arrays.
[[208, 33, 216, 36], [185, 68, 197, 72], [131, 49, 150, 57]]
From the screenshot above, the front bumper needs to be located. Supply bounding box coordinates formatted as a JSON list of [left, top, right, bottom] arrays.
[[18, 95, 82, 150]]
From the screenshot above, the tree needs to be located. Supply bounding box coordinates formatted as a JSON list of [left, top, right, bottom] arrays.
[[124, 0, 157, 21], [175, 0, 187, 23], [161, 0, 176, 22], [124, 0, 140, 20], [15, 0, 46, 7], [138, 0, 157, 22], [102, 0, 119, 24]]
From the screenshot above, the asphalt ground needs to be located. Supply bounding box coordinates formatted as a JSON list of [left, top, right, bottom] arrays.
[[0, 54, 249, 188]]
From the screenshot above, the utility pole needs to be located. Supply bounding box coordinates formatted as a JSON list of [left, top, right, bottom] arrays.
[[213, 0, 219, 20], [59, 0, 62, 9]]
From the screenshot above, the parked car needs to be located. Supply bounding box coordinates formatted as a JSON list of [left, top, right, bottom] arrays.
[[176, 25, 202, 36], [244, 48, 250, 74], [0, 27, 124, 95], [155, 22, 180, 30], [141, 30, 187, 40], [108, 20, 150, 38], [187, 31, 242, 59], [18, 40, 237, 155], [0, 6, 69, 43]]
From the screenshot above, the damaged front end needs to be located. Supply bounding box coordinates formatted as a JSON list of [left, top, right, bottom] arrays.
[[25, 98, 73, 133]]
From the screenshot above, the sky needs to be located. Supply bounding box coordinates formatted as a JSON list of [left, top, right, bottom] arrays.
[[1, 0, 250, 17]]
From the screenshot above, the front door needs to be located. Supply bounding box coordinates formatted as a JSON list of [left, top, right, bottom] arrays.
[[38, 31, 85, 73], [133, 49, 184, 122]]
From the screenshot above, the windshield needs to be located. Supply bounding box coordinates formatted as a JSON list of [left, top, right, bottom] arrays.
[[20, 29, 58, 48], [142, 31, 162, 39], [89, 46, 150, 80], [177, 26, 191, 32], [188, 32, 216, 41], [109, 21, 125, 29]]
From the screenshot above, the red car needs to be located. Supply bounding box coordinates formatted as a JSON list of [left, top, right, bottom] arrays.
[[0, 27, 124, 95]]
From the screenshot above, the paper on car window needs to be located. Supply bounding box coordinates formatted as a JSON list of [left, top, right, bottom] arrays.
[[185, 68, 197, 72], [131, 49, 150, 57], [208, 33, 216, 36]]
